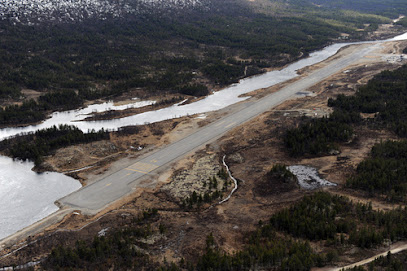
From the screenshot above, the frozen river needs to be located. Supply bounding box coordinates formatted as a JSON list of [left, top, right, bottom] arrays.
[[0, 42, 355, 140], [1, 32, 407, 241], [0, 157, 80, 240]]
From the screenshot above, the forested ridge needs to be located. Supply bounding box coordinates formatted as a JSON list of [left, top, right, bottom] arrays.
[[0, 0, 401, 126]]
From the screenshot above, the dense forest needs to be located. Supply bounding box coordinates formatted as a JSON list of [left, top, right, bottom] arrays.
[[43, 209, 160, 270], [0, 90, 83, 126], [283, 110, 360, 156], [285, 63, 407, 157], [0, 125, 109, 166], [346, 140, 407, 201], [329, 64, 407, 138], [270, 192, 407, 248], [0, 0, 399, 126]]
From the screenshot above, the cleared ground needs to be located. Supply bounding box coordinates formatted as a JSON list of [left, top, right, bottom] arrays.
[[2, 36, 407, 269], [59, 42, 382, 214]]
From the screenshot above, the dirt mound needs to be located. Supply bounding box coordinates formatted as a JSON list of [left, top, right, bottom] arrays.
[[254, 166, 299, 196]]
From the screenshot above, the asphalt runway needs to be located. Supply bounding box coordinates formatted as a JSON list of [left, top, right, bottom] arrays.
[[58, 42, 380, 214]]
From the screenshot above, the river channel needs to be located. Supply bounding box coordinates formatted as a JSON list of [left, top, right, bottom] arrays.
[[1, 32, 407, 241]]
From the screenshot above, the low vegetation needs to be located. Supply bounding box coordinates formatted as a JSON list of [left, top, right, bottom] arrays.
[[181, 169, 230, 209]]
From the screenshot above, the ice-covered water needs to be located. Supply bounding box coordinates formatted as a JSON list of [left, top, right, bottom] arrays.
[[1, 31, 406, 241], [2, 32, 407, 141], [0, 99, 155, 140], [288, 165, 336, 190], [0, 156, 81, 240], [0, 42, 358, 141]]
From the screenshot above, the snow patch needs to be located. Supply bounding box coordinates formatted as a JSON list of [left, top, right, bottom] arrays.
[[288, 165, 336, 190], [0, 0, 208, 23]]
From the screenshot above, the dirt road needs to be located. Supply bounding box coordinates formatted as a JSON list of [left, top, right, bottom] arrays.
[[314, 242, 407, 271]]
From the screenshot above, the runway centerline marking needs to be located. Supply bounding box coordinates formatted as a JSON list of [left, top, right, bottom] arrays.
[[214, 120, 225, 127], [127, 161, 159, 173], [125, 168, 149, 174], [225, 122, 236, 128]]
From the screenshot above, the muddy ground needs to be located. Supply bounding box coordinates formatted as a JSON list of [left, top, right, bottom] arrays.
[[1, 37, 407, 269]]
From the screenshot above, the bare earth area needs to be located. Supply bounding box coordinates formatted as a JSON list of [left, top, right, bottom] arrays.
[[1, 35, 407, 269]]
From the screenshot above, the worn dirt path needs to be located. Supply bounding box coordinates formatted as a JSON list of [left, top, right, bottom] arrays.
[[313, 242, 407, 271]]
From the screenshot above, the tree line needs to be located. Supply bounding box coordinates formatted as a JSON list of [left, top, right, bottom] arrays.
[[0, 125, 109, 166], [43, 209, 159, 270], [0, 2, 391, 126], [0, 90, 83, 126], [284, 63, 407, 157], [346, 140, 407, 201], [283, 110, 360, 157], [270, 192, 407, 249], [329, 64, 407, 138]]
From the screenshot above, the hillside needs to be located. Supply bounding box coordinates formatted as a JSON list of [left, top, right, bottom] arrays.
[[0, 0, 207, 23], [0, 0, 404, 127]]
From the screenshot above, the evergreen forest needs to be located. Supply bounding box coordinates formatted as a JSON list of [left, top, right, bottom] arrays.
[[285, 64, 407, 157], [0, 0, 401, 126]]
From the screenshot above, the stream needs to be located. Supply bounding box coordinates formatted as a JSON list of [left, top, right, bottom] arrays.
[[1, 32, 407, 242]]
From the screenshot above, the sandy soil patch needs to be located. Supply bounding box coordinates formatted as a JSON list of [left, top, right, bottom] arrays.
[[3, 37, 407, 269]]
